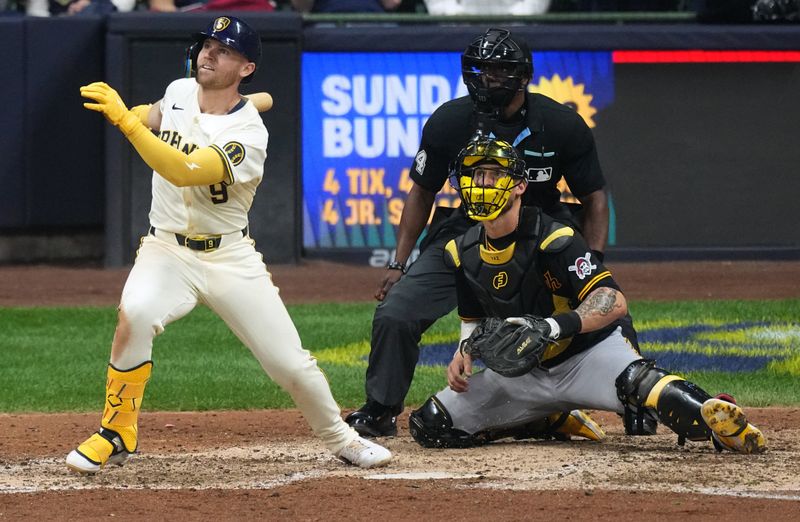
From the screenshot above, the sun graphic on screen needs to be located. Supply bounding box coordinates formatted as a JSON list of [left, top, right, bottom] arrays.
[[529, 74, 597, 129]]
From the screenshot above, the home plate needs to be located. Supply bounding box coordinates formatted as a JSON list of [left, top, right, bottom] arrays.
[[364, 472, 482, 480]]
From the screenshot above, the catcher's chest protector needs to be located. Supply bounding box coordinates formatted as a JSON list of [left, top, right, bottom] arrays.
[[458, 212, 549, 318]]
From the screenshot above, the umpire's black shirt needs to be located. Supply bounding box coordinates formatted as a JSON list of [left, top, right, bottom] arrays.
[[409, 93, 606, 242]]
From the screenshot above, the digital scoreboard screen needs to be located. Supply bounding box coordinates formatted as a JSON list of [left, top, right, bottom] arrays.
[[301, 51, 613, 264]]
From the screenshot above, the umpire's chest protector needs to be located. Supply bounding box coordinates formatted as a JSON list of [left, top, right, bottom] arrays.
[[458, 208, 550, 318]]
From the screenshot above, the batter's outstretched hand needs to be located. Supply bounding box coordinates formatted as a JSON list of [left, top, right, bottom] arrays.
[[374, 269, 403, 301], [80, 82, 135, 131]]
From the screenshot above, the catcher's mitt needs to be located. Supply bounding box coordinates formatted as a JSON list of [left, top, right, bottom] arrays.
[[462, 316, 553, 377]]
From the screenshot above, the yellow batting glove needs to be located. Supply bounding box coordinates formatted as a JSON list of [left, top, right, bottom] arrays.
[[130, 104, 154, 127], [80, 81, 140, 136]]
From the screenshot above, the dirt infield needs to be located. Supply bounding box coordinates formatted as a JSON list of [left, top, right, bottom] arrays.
[[1, 261, 799, 520], [3, 259, 800, 306]]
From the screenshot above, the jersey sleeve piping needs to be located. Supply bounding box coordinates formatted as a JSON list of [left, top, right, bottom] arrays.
[[577, 271, 612, 301], [209, 144, 235, 186]]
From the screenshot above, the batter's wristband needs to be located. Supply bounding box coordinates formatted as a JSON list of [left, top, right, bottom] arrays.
[[552, 311, 582, 338], [387, 261, 407, 274]]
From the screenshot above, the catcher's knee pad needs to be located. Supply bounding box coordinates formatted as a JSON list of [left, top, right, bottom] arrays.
[[616, 359, 711, 443], [101, 361, 152, 453], [408, 397, 483, 448]]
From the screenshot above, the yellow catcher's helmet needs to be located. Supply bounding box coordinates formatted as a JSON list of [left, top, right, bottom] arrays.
[[449, 138, 526, 221]]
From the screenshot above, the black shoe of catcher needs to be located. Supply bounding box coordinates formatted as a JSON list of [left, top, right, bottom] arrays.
[[345, 401, 403, 437]]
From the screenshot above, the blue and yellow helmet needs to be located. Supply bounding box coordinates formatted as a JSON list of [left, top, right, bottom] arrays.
[[187, 16, 262, 84]]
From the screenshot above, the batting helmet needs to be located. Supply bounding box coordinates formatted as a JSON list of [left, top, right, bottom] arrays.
[[187, 16, 262, 84], [450, 137, 526, 221], [461, 28, 533, 115]]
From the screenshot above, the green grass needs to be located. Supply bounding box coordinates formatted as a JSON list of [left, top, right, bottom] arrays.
[[629, 299, 800, 324], [1, 299, 798, 412], [680, 371, 799, 407]]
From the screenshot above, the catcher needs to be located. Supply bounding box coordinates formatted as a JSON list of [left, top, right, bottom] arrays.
[[408, 137, 766, 454]]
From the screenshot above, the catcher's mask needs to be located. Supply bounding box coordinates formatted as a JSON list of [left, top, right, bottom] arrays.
[[450, 138, 526, 221], [461, 28, 533, 116], [186, 16, 262, 84]]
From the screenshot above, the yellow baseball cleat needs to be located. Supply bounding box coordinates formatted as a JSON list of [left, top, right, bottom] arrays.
[[701, 398, 766, 454], [548, 410, 606, 442], [66, 430, 131, 474]]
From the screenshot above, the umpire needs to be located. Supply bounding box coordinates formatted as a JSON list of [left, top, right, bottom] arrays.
[[346, 27, 610, 436]]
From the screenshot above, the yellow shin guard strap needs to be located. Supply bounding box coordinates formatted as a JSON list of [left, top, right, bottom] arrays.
[[101, 361, 152, 453], [77, 432, 116, 466], [644, 375, 684, 409]]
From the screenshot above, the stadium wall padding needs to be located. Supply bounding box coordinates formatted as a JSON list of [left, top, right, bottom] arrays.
[[0, 15, 797, 264]]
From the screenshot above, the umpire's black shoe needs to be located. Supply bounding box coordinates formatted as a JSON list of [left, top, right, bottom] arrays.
[[345, 401, 403, 437]]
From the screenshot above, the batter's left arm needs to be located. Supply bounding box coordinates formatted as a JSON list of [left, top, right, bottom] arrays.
[[578, 188, 609, 255], [129, 101, 163, 130], [81, 82, 227, 187]]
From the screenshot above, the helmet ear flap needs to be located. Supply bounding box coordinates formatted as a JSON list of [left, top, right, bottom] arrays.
[[185, 41, 201, 79]]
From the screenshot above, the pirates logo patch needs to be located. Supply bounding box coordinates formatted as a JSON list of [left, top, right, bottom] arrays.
[[568, 252, 597, 280]]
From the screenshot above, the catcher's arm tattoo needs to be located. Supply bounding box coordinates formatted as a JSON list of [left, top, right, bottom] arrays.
[[575, 287, 628, 333]]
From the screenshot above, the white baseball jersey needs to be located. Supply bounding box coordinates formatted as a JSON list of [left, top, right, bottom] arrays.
[[150, 78, 268, 235], [111, 76, 361, 457]]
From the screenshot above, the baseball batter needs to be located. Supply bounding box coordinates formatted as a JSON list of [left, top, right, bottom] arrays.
[[409, 137, 766, 455], [66, 16, 391, 474]]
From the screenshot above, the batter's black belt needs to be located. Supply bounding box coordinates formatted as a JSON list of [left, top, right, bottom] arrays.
[[149, 226, 247, 252]]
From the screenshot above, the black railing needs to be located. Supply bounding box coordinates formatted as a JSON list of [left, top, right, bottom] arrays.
[[302, 11, 697, 25]]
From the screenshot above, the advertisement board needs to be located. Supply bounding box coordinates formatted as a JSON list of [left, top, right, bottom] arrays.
[[301, 51, 615, 265]]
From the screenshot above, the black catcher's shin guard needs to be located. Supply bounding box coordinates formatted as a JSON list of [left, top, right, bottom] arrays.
[[616, 359, 712, 444]]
